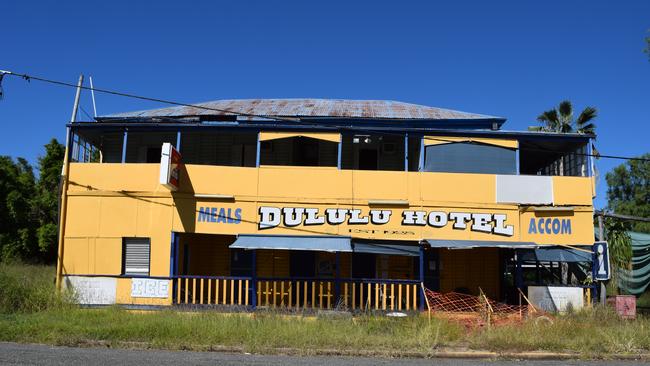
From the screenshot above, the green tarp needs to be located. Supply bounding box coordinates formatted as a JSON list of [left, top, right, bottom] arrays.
[[619, 231, 650, 295]]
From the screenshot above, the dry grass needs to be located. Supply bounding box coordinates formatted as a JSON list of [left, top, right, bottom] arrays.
[[1, 263, 649, 357]]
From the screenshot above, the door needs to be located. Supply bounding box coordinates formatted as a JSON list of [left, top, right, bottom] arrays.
[[422, 248, 440, 291], [352, 253, 376, 278], [230, 249, 253, 276], [290, 251, 316, 277], [358, 149, 378, 170]]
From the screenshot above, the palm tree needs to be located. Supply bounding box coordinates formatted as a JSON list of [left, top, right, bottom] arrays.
[[529, 100, 597, 135]]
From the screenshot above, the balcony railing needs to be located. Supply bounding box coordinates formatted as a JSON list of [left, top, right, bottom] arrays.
[[174, 275, 251, 306], [173, 275, 421, 311]]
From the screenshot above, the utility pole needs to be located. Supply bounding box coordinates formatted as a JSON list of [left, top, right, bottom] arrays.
[[55, 74, 83, 291], [597, 213, 606, 304]]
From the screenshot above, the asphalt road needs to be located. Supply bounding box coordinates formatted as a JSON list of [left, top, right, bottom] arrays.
[[0, 342, 647, 366]]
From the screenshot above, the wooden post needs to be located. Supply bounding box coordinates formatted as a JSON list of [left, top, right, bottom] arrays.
[[245, 280, 249, 305], [200, 278, 204, 304], [238, 280, 243, 305], [192, 278, 196, 304], [207, 279, 212, 305]]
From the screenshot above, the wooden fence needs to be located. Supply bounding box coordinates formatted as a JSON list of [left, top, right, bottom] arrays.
[[174, 276, 420, 311]]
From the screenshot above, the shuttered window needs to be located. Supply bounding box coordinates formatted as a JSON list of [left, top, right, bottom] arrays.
[[123, 238, 150, 276]]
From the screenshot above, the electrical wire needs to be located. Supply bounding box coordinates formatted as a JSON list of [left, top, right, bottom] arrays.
[[2, 70, 649, 162]]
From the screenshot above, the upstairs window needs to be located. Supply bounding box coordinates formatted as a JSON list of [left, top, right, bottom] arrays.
[[423, 142, 517, 175], [340, 134, 407, 171], [259, 133, 339, 167], [181, 131, 257, 167], [125, 131, 176, 163], [519, 140, 590, 177]]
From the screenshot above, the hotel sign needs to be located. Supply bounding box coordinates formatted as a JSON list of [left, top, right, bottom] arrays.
[[258, 206, 515, 236]]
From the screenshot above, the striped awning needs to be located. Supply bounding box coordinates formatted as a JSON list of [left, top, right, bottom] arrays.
[[229, 234, 352, 252]]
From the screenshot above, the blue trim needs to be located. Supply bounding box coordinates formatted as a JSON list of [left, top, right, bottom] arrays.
[[170, 232, 177, 305], [404, 133, 409, 171], [176, 131, 181, 152], [169, 232, 176, 277], [591, 245, 598, 301], [587, 139, 593, 177], [65, 127, 73, 161], [256, 276, 420, 284], [337, 134, 342, 170], [121, 129, 128, 163], [69, 123, 594, 141], [515, 250, 523, 291], [418, 136, 424, 171], [335, 252, 341, 301], [516, 147, 520, 175], [251, 250, 257, 309], [255, 132, 261, 167], [174, 275, 253, 280]]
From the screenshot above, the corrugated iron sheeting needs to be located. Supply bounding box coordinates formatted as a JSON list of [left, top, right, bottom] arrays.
[[97, 99, 504, 122]]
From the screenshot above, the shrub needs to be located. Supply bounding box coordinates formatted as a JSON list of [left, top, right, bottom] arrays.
[[0, 263, 71, 313]]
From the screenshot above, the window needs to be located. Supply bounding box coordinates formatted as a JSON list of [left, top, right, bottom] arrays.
[[125, 132, 176, 163], [181, 131, 257, 167], [519, 140, 590, 177], [122, 238, 150, 276], [423, 142, 516, 175], [260, 136, 338, 167], [340, 134, 406, 171]]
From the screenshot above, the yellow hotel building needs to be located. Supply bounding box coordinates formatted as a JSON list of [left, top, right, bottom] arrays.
[[59, 99, 597, 310]]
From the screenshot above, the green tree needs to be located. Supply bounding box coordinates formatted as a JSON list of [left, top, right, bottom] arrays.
[[0, 139, 64, 263], [34, 139, 65, 261], [529, 100, 597, 134], [604, 218, 633, 295], [0, 156, 38, 261], [606, 153, 650, 233]]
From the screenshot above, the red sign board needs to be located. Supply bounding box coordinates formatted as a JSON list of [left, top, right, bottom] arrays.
[[159, 143, 182, 190]]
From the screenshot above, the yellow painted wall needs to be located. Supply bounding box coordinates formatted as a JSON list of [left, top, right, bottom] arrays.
[[63, 162, 594, 305], [115, 278, 173, 305]]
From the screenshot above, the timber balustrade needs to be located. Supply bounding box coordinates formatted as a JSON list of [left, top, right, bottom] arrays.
[[174, 275, 251, 307], [173, 276, 420, 311]]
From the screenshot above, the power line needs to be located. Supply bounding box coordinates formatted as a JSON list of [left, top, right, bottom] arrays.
[[2, 69, 649, 163], [0, 70, 302, 124], [594, 211, 650, 223]]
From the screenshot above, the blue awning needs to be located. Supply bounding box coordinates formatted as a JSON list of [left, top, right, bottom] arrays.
[[352, 242, 420, 256], [519, 247, 593, 262], [229, 234, 352, 252], [424, 239, 538, 249]]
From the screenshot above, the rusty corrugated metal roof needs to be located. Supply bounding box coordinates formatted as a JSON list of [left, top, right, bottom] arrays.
[[97, 99, 504, 122]]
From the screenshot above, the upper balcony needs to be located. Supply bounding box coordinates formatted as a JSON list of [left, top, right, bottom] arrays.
[[67, 126, 595, 208]]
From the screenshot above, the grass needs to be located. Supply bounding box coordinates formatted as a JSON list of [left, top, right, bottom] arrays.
[[638, 291, 650, 308], [1, 263, 649, 357]]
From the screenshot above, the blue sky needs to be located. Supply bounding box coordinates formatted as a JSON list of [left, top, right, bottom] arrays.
[[2, 1, 648, 209]]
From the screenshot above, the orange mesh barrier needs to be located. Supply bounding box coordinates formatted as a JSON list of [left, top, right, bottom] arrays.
[[423, 288, 547, 329]]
